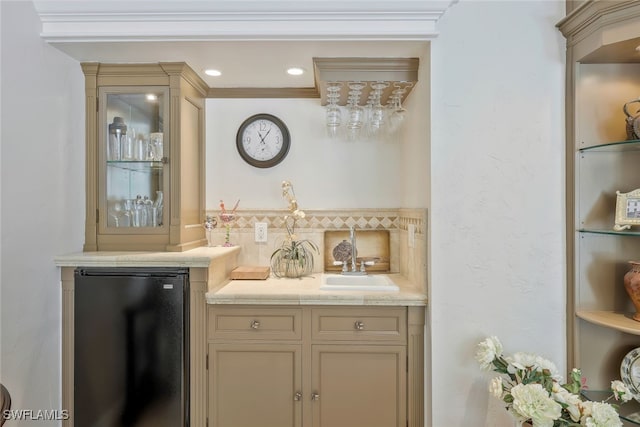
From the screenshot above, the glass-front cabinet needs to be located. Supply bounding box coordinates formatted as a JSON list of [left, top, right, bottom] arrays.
[[82, 63, 207, 252], [101, 88, 168, 232]]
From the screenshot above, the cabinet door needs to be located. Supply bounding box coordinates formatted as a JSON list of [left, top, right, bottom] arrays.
[[99, 87, 169, 235], [311, 345, 406, 427], [208, 343, 302, 427]]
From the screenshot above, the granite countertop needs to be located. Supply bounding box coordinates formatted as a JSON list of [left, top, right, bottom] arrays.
[[206, 273, 427, 306], [54, 246, 241, 268]]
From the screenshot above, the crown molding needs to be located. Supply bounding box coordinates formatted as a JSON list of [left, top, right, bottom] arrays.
[[208, 87, 320, 99], [556, 0, 640, 63], [34, 1, 458, 42]]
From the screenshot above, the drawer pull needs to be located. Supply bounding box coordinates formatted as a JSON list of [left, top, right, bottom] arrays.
[[311, 393, 320, 401], [294, 392, 302, 401], [250, 320, 260, 329], [354, 321, 365, 330]]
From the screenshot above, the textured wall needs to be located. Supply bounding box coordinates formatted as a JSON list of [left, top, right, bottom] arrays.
[[1, 2, 85, 424], [430, 1, 566, 425]]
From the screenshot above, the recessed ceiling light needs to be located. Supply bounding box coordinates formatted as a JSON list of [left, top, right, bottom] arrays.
[[204, 69, 222, 77], [287, 67, 305, 76], [636, 45, 640, 53]]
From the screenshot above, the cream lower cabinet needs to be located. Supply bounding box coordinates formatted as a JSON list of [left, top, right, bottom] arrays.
[[311, 345, 406, 427], [209, 343, 302, 427], [207, 305, 425, 427]]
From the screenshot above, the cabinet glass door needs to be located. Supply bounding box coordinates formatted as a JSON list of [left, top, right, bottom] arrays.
[[100, 87, 169, 232]]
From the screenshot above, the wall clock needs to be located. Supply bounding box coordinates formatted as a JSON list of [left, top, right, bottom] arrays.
[[236, 113, 290, 168]]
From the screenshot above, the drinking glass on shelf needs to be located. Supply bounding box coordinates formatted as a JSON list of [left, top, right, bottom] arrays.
[[122, 128, 136, 161], [108, 201, 123, 227], [135, 135, 149, 161], [149, 132, 163, 161], [154, 191, 163, 226]]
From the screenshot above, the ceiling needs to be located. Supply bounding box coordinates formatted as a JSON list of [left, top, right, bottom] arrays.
[[33, 0, 452, 89], [50, 40, 430, 89]]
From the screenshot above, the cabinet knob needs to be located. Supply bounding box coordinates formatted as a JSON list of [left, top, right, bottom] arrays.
[[294, 392, 302, 401], [354, 321, 365, 330], [250, 320, 260, 329], [311, 393, 320, 401]]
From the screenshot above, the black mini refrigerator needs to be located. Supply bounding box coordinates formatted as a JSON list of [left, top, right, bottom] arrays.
[[73, 267, 189, 427]]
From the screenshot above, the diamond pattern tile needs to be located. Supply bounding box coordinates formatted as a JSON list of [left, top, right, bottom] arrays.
[[203, 209, 423, 234]]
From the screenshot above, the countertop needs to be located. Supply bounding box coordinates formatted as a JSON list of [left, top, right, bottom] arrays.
[[206, 273, 427, 306], [54, 247, 427, 306], [54, 246, 241, 268]]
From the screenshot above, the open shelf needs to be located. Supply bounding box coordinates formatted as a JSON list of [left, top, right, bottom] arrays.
[[579, 229, 640, 237], [577, 311, 640, 336], [580, 139, 640, 153]]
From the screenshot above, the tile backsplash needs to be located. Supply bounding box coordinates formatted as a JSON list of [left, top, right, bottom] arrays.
[[206, 208, 427, 293]]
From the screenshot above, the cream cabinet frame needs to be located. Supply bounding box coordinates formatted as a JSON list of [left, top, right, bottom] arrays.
[[206, 305, 425, 427], [82, 63, 208, 252]]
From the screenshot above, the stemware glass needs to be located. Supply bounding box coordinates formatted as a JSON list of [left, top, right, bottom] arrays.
[[366, 81, 389, 139], [219, 212, 237, 247], [218, 199, 239, 246], [204, 215, 218, 247], [346, 82, 366, 141], [325, 82, 343, 138], [386, 82, 413, 138]]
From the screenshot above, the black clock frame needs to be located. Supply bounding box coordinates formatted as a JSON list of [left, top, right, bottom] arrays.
[[236, 113, 291, 168]]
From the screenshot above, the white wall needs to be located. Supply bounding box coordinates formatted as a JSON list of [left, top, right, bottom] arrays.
[[1, 2, 85, 425], [205, 50, 430, 210], [430, 1, 565, 426], [207, 98, 402, 209]]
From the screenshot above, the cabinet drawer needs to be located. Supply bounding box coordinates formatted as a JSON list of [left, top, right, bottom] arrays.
[[208, 307, 302, 340], [312, 307, 406, 342]]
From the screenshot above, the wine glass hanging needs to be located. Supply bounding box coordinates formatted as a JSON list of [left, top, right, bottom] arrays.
[[324, 81, 412, 141], [366, 81, 389, 140], [345, 82, 366, 141], [325, 82, 343, 138], [386, 82, 413, 138]]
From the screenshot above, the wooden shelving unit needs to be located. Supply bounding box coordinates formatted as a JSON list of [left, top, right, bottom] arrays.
[[558, 0, 640, 395]]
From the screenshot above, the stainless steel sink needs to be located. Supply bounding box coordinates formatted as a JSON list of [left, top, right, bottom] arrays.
[[319, 273, 399, 291]]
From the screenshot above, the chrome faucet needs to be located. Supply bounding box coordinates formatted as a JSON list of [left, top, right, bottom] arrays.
[[338, 226, 371, 276], [350, 226, 358, 272]]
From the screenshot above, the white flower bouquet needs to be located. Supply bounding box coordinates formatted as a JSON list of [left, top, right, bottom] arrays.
[[476, 336, 632, 427]]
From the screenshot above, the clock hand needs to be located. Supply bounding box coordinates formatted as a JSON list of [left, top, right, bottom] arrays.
[[257, 131, 266, 144]]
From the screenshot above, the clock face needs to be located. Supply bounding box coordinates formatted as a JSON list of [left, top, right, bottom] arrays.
[[236, 114, 290, 168]]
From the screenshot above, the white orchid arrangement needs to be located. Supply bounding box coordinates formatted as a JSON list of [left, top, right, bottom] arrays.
[[270, 181, 318, 278], [476, 336, 632, 427], [280, 180, 307, 241]]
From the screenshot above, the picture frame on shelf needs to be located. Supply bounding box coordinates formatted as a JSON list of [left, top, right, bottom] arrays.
[[614, 189, 640, 231]]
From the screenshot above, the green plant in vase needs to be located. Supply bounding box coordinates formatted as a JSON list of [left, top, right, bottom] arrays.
[[271, 181, 318, 278]]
